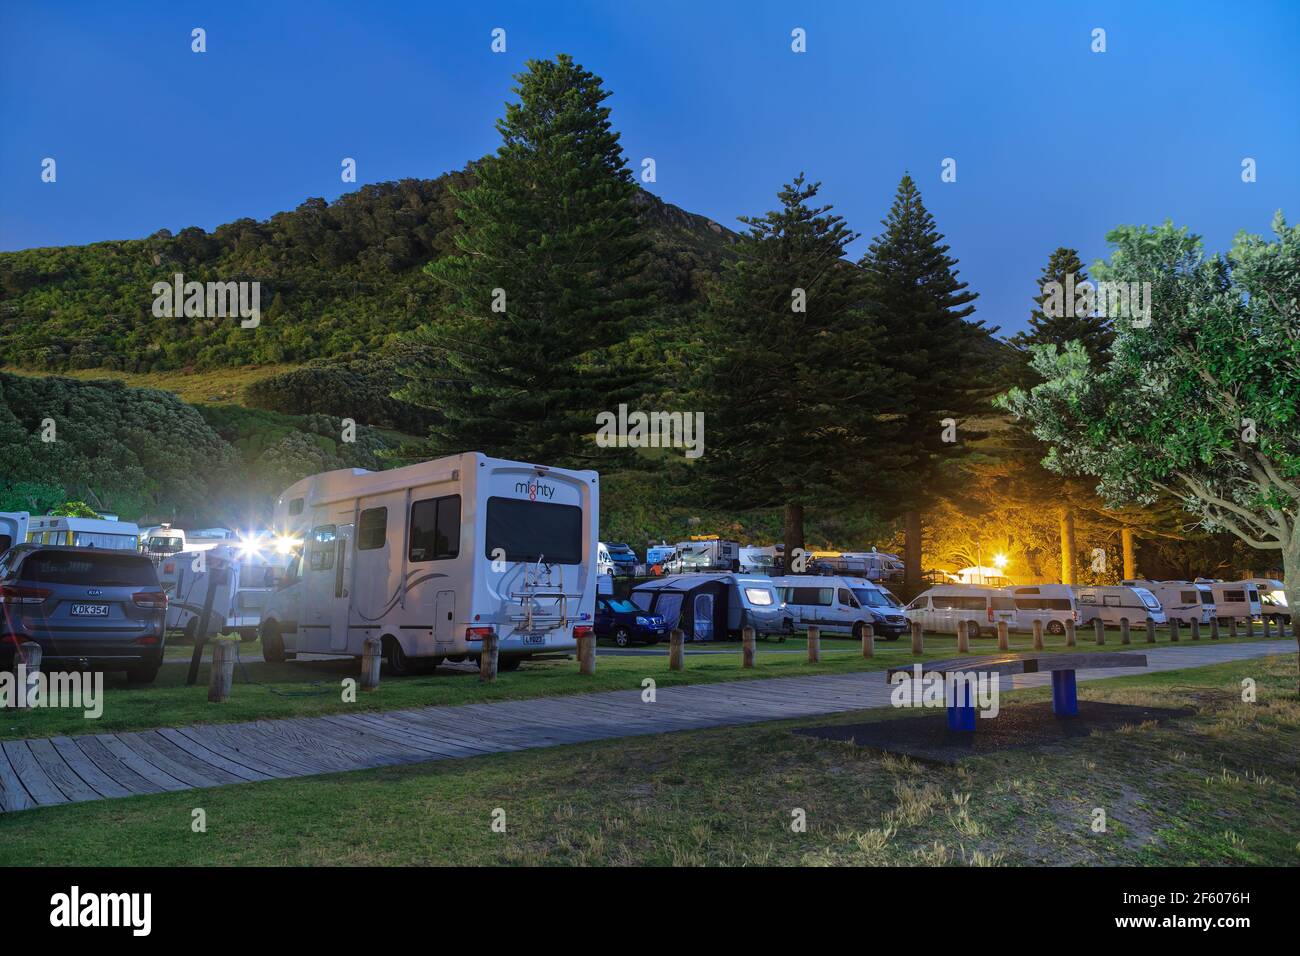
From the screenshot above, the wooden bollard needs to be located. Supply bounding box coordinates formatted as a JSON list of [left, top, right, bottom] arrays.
[[1210, 617, 1220, 640], [360, 636, 383, 690], [7, 642, 42, 710], [1032, 619, 1044, 650], [1065, 619, 1077, 647], [861, 623, 874, 659], [910, 621, 924, 655], [1244, 616, 1253, 638], [1093, 618, 1106, 645], [208, 636, 238, 703], [478, 632, 499, 682], [1281, 616, 1291, 639], [668, 629, 684, 671], [577, 630, 596, 676], [1262, 616, 1272, 638], [997, 620, 1009, 651], [742, 626, 756, 668], [1169, 619, 1180, 643], [807, 625, 822, 663], [1120, 619, 1131, 645], [1229, 617, 1239, 638], [1190, 618, 1201, 641], [1146, 618, 1157, 643], [957, 620, 970, 653]]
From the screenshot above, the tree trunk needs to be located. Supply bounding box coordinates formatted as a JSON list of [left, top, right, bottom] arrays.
[[1121, 528, 1137, 580], [1284, 541, 1300, 697], [783, 502, 805, 573], [904, 509, 922, 597], [1059, 507, 1077, 585]]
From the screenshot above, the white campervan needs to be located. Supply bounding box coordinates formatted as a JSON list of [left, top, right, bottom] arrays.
[[1195, 579, 1263, 624], [903, 584, 1018, 638], [1073, 585, 1166, 627], [159, 543, 290, 641], [1245, 578, 1290, 624], [0, 512, 29, 555], [738, 545, 778, 574], [24, 515, 141, 551], [1122, 580, 1214, 626], [1005, 584, 1078, 634], [260, 453, 600, 675], [772, 574, 881, 640]]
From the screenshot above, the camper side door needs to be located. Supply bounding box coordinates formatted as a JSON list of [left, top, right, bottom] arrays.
[[304, 525, 339, 653]]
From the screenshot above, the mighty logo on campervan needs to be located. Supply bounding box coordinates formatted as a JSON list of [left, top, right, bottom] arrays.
[[595, 403, 704, 459], [152, 272, 261, 328]]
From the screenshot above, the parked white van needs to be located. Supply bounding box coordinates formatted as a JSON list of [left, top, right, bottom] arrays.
[[1195, 579, 1263, 623], [24, 515, 140, 551], [158, 544, 289, 641], [260, 453, 599, 675], [1005, 584, 1078, 635], [903, 584, 1018, 638], [0, 512, 29, 555], [772, 574, 904, 640], [1122, 580, 1214, 626], [1245, 578, 1290, 624], [1073, 585, 1166, 627]]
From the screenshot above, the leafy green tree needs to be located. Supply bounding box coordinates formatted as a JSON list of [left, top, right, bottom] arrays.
[[402, 55, 658, 464], [699, 175, 900, 560], [858, 174, 990, 592], [1001, 214, 1300, 678], [52, 500, 100, 518], [0, 481, 65, 514]]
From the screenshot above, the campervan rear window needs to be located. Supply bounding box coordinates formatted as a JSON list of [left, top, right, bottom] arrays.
[[485, 497, 582, 565], [409, 495, 460, 562], [20, 551, 156, 586]]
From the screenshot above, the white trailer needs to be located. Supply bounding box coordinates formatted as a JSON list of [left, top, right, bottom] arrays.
[[260, 453, 599, 674], [158, 544, 288, 641], [0, 512, 29, 555], [1195, 579, 1263, 623]]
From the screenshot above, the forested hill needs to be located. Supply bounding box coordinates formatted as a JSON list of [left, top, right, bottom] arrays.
[[0, 164, 738, 373]]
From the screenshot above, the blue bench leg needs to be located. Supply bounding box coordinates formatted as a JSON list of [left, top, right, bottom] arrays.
[[1051, 669, 1079, 716], [946, 679, 977, 732]]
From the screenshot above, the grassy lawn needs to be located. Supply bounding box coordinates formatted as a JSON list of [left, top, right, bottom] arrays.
[[4, 629, 1288, 742], [2, 654, 1297, 866]]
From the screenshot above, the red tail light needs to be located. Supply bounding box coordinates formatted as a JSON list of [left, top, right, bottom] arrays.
[[132, 591, 168, 609], [0, 585, 51, 605], [133, 635, 161, 645], [465, 625, 494, 641], [573, 625, 594, 640]]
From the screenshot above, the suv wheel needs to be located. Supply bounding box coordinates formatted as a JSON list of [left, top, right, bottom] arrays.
[[614, 627, 631, 647]]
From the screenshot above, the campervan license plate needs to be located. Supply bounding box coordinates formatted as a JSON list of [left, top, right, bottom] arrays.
[[71, 604, 110, 617], [522, 634, 545, 645]]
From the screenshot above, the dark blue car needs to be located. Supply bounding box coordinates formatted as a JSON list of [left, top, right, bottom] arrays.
[[595, 597, 668, 646]]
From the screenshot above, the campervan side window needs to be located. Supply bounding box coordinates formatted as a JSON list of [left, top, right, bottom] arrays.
[[1224, 589, 1246, 603], [409, 495, 460, 562], [790, 587, 832, 606], [357, 508, 388, 551], [485, 497, 582, 564], [288, 498, 304, 516], [309, 526, 337, 571], [1179, 590, 1198, 603]]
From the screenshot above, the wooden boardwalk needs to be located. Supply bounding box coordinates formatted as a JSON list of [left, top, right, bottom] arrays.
[[1, 640, 1292, 814]]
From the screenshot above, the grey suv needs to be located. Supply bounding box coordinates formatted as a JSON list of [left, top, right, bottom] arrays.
[[0, 545, 168, 683]]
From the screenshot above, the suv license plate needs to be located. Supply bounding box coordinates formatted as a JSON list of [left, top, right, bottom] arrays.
[[71, 604, 110, 617]]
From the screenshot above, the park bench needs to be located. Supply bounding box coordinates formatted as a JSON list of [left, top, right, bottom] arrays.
[[886, 652, 1149, 732]]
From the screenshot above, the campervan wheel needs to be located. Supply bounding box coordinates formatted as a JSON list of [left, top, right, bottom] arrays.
[[383, 635, 417, 676], [260, 622, 287, 663], [1047, 621, 1065, 635]]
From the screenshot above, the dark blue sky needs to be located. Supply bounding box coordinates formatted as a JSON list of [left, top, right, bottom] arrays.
[[2, 0, 1297, 335]]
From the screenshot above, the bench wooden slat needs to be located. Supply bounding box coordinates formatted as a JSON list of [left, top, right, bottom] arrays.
[[887, 651, 1148, 680]]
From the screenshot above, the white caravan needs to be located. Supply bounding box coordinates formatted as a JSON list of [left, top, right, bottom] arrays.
[[1195, 579, 1263, 623], [1073, 584, 1166, 627], [260, 453, 599, 674], [0, 512, 29, 555], [1245, 578, 1290, 624], [664, 537, 740, 574], [903, 584, 1019, 638], [158, 544, 290, 641], [24, 515, 140, 551], [1121, 580, 1214, 626], [1005, 584, 1079, 634], [738, 545, 778, 574]]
